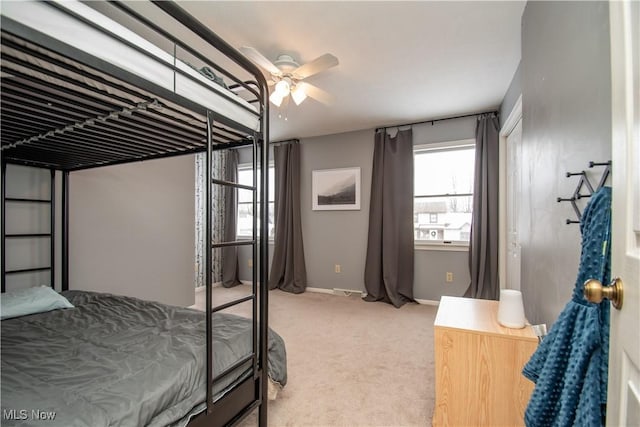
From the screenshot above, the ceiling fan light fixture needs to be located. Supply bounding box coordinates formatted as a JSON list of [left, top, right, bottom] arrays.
[[241, 47, 338, 109], [291, 85, 307, 105], [269, 91, 285, 107], [274, 79, 290, 97]]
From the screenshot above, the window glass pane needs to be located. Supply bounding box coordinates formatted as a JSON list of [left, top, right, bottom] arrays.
[[237, 167, 275, 201], [237, 165, 275, 238], [237, 203, 253, 237], [414, 147, 475, 196], [414, 144, 474, 242], [414, 196, 472, 241], [238, 169, 253, 203], [268, 167, 275, 201]]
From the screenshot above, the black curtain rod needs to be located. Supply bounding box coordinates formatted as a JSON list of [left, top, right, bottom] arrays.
[[375, 110, 497, 132], [271, 138, 299, 146]]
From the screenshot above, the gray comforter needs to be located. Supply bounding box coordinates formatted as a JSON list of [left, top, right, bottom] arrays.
[[0, 291, 287, 427]]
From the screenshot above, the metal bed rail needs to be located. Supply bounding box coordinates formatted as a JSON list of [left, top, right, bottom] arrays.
[[1, 0, 271, 425], [1, 0, 262, 170], [1, 164, 55, 292]]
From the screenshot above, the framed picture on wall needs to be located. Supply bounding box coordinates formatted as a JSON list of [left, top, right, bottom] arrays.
[[312, 167, 361, 210]]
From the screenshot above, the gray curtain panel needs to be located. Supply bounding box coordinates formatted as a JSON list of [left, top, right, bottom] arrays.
[[222, 149, 242, 288], [465, 113, 500, 300], [269, 142, 307, 293], [195, 152, 226, 288], [364, 128, 415, 308]]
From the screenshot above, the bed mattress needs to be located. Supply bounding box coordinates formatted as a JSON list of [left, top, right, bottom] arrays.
[[0, 0, 260, 132], [0, 291, 287, 427]]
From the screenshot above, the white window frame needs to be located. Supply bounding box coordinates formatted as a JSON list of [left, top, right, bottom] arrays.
[[414, 138, 475, 251], [237, 162, 275, 241]]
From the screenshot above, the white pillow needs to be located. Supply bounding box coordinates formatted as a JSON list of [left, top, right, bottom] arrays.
[[1, 286, 74, 320]]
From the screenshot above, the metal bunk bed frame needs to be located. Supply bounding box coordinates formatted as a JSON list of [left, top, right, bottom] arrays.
[[0, 1, 271, 426]]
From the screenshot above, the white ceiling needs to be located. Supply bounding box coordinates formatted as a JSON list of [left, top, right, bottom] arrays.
[[103, 1, 523, 141], [178, 1, 525, 141]]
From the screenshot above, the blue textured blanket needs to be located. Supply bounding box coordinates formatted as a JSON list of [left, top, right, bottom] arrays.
[[522, 186, 611, 427]]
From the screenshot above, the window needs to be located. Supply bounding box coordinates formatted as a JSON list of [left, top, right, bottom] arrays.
[[237, 164, 275, 239], [414, 140, 475, 244]]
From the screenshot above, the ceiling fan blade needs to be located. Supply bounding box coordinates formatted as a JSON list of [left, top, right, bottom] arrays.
[[292, 53, 338, 79], [239, 46, 281, 76], [297, 82, 333, 105]]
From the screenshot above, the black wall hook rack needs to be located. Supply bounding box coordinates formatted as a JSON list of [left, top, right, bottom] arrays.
[[558, 160, 611, 225]]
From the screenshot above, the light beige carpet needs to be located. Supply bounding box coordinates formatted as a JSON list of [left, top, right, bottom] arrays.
[[194, 285, 437, 427]]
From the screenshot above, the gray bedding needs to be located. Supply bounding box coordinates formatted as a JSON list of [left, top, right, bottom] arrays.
[[0, 291, 287, 427]]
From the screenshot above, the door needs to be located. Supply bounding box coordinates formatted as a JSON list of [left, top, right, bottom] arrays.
[[499, 96, 522, 291], [607, 1, 640, 425], [506, 119, 523, 290]]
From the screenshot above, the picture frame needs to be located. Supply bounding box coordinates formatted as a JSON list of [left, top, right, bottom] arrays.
[[312, 167, 361, 211]]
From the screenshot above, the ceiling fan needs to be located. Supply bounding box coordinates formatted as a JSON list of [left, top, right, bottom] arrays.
[[240, 47, 338, 107]]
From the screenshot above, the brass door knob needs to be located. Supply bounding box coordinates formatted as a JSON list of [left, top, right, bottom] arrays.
[[583, 278, 624, 309]]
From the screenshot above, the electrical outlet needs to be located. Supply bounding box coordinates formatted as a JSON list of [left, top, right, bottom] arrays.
[[446, 272, 453, 282], [248, 259, 253, 268], [335, 264, 341, 273]]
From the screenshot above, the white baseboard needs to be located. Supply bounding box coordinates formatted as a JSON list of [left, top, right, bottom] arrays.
[[305, 287, 335, 295], [199, 282, 440, 306], [415, 298, 440, 306], [307, 287, 366, 297], [305, 287, 439, 305]]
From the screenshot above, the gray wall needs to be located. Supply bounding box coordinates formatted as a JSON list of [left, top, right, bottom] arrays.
[[239, 116, 477, 301], [69, 155, 196, 307], [516, 1, 611, 327], [500, 61, 521, 121], [299, 129, 374, 293]]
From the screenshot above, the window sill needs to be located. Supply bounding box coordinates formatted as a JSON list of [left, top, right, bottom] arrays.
[[415, 242, 469, 252], [237, 236, 275, 244]]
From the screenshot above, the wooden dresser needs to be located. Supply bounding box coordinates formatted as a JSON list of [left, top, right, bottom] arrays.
[[433, 296, 538, 427]]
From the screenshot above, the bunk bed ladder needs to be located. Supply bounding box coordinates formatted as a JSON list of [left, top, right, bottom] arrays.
[[1, 162, 56, 293], [205, 111, 263, 423]]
